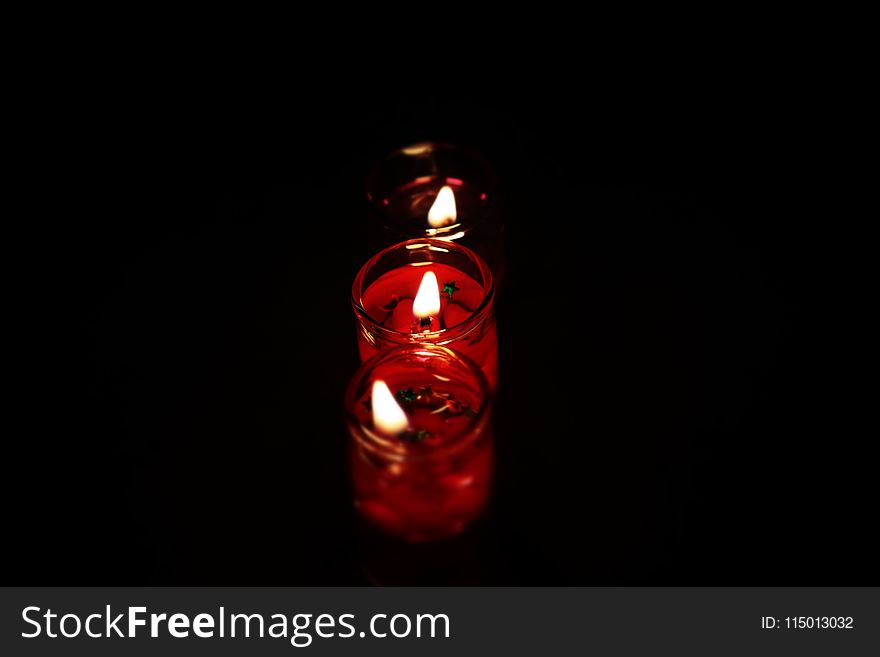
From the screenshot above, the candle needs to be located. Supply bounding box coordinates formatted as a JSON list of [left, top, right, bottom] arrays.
[[352, 238, 498, 389], [345, 344, 493, 542], [365, 142, 505, 280]]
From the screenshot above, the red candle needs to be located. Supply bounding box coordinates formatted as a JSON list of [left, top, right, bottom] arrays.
[[365, 142, 505, 281], [345, 345, 493, 542], [352, 239, 498, 389]]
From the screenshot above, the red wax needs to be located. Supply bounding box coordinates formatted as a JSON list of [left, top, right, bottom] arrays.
[[357, 262, 498, 388], [349, 371, 492, 542]]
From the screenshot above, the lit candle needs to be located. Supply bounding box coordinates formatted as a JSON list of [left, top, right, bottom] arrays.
[[345, 344, 493, 542], [365, 142, 505, 281], [352, 239, 498, 389]]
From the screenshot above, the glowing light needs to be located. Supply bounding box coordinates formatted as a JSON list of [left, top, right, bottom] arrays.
[[436, 231, 466, 242], [413, 271, 441, 319], [405, 243, 450, 253], [428, 185, 457, 228], [371, 379, 408, 435], [402, 144, 432, 156]]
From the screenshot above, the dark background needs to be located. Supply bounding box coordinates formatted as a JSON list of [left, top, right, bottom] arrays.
[[20, 89, 871, 584]]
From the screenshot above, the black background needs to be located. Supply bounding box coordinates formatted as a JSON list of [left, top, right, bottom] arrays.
[[19, 86, 871, 584]]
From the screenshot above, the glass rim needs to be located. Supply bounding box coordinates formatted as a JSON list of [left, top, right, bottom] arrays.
[[344, 344, 492, 462], [351, 238, 495, 345], [364, 141, 498, 202]]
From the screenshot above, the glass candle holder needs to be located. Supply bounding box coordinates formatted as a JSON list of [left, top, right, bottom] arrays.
[[345, 344, 493, 542], [365, 142, 505, 281], [352, 238, 498, 389]]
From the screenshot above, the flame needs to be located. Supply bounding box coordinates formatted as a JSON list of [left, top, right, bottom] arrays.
[[412, 271, 441, 319], [371, 379, 408, 435], [427, 185, 457, 227]]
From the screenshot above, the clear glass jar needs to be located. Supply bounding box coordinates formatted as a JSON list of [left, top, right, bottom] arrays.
[[365, 142, 505, 282], [351, 238, 497, 389], [345, 344, 493, 542]]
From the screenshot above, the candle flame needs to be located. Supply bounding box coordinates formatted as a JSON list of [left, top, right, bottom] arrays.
[[427, 185, 457, 228], [412, 270, 441, 319], [371, 379, 408, 435]]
